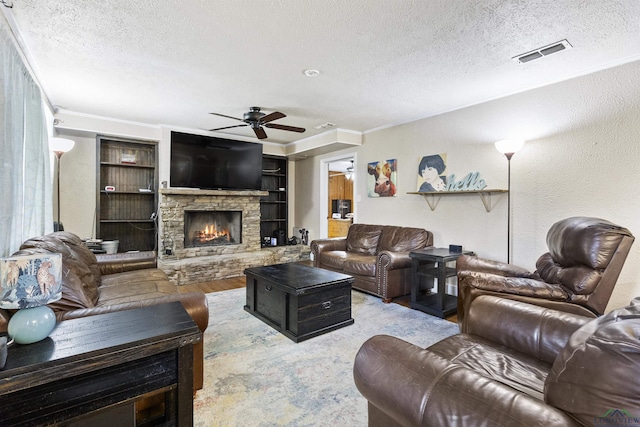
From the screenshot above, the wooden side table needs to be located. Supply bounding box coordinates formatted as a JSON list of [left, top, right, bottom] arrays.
[[409, 248, 474, 318], [0, 302, 201, 426]]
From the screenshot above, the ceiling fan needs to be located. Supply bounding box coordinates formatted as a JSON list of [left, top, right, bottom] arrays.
[[208, 107, 306, 140]]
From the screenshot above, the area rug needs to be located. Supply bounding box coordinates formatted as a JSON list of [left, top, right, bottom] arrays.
[[194, 288, 459, 427]]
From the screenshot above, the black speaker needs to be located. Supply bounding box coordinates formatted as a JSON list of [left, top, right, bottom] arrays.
[[273, 229, 286, 246]]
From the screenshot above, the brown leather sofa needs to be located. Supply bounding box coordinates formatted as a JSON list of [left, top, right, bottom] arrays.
[[354, 295, 640, 426], [311, 224, 433, 302], [457, 217, 634, 329], [0, 231, 209, 392]]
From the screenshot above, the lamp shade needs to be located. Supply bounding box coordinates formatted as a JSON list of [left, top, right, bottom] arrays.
[[1, 254, 62, 344], [49, 137, 75, 154], [495, 139, 525, 155], [0, 253, 63, 309]]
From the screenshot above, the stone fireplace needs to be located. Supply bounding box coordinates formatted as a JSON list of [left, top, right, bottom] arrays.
[[157, 188, 310, 285]]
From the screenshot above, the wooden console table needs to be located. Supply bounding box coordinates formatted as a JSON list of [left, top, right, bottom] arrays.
[[0, 302, 201, 426]]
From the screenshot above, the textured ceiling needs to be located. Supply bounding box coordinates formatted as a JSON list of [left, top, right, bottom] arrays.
[[4, 0, 640, 144]]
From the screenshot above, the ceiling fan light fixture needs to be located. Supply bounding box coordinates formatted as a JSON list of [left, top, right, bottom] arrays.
[[303, 69, 320, 77]]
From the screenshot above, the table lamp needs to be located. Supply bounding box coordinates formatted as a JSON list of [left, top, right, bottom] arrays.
[[0, 253, 62, 344]]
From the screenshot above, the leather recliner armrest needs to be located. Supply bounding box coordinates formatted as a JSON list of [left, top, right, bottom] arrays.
[[458, 271, 570, 301], [353, 335, 582, 427], [96, 251, 158, 275], [456, 254, 535, 278]]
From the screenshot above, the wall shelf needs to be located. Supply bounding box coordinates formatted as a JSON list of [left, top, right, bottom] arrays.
[[261, 155, 288, 240], [97, 137, 158, 252], [407, 189, 507, 212]]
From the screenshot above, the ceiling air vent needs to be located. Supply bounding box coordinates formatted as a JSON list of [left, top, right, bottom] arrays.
[[513, 39, 572, 64], [314, 122, 337, 129]]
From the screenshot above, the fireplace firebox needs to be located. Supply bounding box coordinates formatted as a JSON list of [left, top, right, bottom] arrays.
[[184, 210, 242, 248]]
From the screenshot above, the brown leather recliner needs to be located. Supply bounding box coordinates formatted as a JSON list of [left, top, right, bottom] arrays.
[[311, 224, 433, 302], [354, 295, 640, 426], [457, 217, 634, 329], [0, 231, 209, 392]]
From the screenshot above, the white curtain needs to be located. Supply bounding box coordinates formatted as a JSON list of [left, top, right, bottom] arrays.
[[0, 19, 52, 257]]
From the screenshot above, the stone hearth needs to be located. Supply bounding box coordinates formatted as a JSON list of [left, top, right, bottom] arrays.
[[157, 188, 310, 285]]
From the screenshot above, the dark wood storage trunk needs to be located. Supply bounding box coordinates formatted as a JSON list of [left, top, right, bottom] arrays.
[[245, 263, 354, 342]]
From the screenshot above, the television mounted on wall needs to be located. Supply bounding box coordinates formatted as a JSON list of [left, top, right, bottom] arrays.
[[170, 131, 263, 191]]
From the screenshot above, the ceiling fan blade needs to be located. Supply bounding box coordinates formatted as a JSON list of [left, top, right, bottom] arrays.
[[208, 124, 248, 131], [261, 111, 286, 124], [253, 127, 268, 139], [264, 123, 306, 133], [209, 112, 244, 121]]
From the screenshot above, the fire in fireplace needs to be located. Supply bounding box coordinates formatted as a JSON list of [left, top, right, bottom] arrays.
[[184, 210, 242, 248]]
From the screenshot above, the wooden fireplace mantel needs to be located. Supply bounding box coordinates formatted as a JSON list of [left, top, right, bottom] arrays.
[[159, 188, 268, 197]]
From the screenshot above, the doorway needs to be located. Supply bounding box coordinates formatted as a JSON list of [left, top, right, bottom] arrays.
[[321, 156, 356, 238]]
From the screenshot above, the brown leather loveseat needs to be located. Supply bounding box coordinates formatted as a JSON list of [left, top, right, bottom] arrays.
[[354, 295, 640, 426], [311, 224, 433, 302], [0, 231, 209, 392]]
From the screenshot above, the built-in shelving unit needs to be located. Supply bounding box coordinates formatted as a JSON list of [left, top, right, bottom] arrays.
[[407, 189, 508, 212], [260, 155, 288, 242], [96, 137, 158, 252]]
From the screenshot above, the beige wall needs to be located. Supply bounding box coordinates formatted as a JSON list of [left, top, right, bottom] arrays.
[[295, 59, 640, 311], [56, 59, 640, 311]]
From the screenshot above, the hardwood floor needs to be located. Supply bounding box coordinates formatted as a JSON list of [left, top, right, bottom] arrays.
[[177, 276, 245, 294], [178, 273, 458, 323]]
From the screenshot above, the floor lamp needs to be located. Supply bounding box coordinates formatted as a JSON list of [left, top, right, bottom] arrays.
[[495, 139, 524, 264], [50, 137, 75, 231]]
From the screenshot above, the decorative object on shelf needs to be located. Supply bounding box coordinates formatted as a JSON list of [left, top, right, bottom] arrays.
[[299, 228, 309, 245], [445, 171, 487, 191], [101, 240, 119, 254], [417, 154, 447, 192], [121, 153, 137, 164], [49, 137, 75, 231], [0, 253, 62, 344], [495, 138, 525, 263], [368, 159, 397, 197]]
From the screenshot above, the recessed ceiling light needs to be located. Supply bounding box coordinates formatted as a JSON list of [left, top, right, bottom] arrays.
[[303, 69, 320, 77], [512, 39, 572, 64]]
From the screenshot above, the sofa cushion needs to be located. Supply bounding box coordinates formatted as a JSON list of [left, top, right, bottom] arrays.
[[319, 251, 349, 271], [98, 269, 177, 305], [544, 303, 640, 425], [346, 224, 383, 256], [377, 226, 432, 252], [343, 254, 377, 277]]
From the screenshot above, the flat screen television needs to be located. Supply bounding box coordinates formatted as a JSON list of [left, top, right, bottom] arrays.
[[170, 131, 263, 191]]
